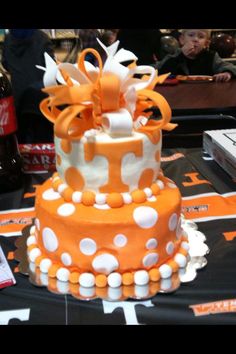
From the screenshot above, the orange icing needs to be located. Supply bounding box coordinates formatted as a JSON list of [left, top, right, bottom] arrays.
[[65, 167, 85, 191]]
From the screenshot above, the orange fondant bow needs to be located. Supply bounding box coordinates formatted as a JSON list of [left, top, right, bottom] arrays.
[[40, 48, 176, 140]]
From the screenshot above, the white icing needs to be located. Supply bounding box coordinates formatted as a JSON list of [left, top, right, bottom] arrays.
[[56, 280, 70, 294], [93, 204, 111, 210], [79, 273, 95, 288], [95, 193, 107, 205], [181, 241, 190, 251], [108, 287, 122, 300], [135, 284, 149, 298], [56, 268, 70, 282], [174, 253, 187, 268], [40, 273, 49, 286], [166, 241, 174, 255], [122, 193, 132, 204], [27, 235, 36, 246], [39, 258, 52, 273], [168, 213, 178, 231], [72, 191, 82, 203], [29, 248, 41, 262], [30, 225, 36, 235], [57, 203, 75, 216], [143, 188, 152, 198], [42, 227, 59, 252], [107, 272, 122, 288], [147, 196, 157, 202], [42, 188, 61, 200], [159, 264, 172, 279], [134, 270, 149, 285], [160, 277, 172, 291], [133, 206, 158, 229], [113, 234, 127, 247], [92, 253, 119, 274], [142, 253, 159, 267], [79, 238, 97, 255], [167, 182, 177, 189], [156, 180, 164, 189], [61, 253, 72, 266], [35, 218, 40, 231], [79, 286, 96, 298], [146, 238, 158, 249]]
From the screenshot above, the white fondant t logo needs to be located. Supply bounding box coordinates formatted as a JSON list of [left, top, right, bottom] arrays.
[[0, 309, 30, 325], [102, 300, 153, 325]]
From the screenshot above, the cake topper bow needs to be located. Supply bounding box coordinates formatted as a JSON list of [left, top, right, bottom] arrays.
[[39, 39, 176, 140]]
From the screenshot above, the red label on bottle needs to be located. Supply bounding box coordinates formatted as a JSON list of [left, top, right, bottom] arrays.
[[0, 96, 17, 136]]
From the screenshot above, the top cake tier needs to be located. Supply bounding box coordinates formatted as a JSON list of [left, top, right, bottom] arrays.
[[39, 39, 174, 195]]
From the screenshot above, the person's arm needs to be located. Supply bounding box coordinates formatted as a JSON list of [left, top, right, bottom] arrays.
[[212, 52, 236, 81], [155, 50, 183, 75]]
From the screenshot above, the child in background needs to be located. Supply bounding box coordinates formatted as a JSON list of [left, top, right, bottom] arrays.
[[156, 29, 236, 82]]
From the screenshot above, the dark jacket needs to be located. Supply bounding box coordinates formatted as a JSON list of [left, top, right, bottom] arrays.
[[156, 48, 236, 77], [117, 29, 162, 65]]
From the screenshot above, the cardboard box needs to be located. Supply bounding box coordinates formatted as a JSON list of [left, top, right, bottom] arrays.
[[203, 129, 236, 180]]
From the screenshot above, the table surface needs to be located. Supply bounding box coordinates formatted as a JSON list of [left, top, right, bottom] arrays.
[[156, 79, 236, 113], [1, 147, 236, 325]]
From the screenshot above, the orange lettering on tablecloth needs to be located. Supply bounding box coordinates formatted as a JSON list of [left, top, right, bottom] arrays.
[[84, 140, 143, 193], [223, 231, 236, 241], [182, 172, 212, 187], [190, 299, 236, 316]]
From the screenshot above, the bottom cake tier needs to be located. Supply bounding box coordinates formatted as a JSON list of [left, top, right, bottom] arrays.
[[27, 176, 190, 288]]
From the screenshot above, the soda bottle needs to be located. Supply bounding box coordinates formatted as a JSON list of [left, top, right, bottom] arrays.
[[0, 68, 23, 193]]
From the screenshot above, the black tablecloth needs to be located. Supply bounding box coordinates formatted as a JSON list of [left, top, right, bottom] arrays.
[[1, 147, 236, 325]]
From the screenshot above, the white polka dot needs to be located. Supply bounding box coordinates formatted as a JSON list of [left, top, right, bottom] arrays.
[[135, 284, 149, 298], [92, 253, 119, 275], [122, 193, 132, 204], [167, 182, 177, 189], [169, 213, 178, 231], [40, 258, 52, 273], [79, 273, 95, 288], [61, 252, 72, 266], [94, 204, 111, 210], [80, 238, 97, 255], [30, 225, 36, 235], [95, 194, 107, 205], [159, 264, 172, 278], [176, 218, 183, 239], [146, 238, 158, 249], [72, 191, 82, 203], [113, 234, 127, 247], [181, 241, 190, 251], [161, 278, 172, 291], [42, 227, 59, 252], [133, 206, 158, 229], [35, 218, 40, 231], [107, 272, 122, 288], [27, 235, 36, 246], [42, 188, 61, 200], [58, 184, 67, 194], [29, 248, 41, 262], [134, 270, 149, 285], [56, 268, 70, 282], [147, 196, 157, 202], [143, 188, 152, 198], [108, 287, 122, 300], [142, 253, 159, 267], [79, 286, 95, 298], [57, 280, 69, 294], [156, 180, 164, 189], [166, 241, 174, 255], [57, 203, 75, 216], [174, 253, 187, 268]]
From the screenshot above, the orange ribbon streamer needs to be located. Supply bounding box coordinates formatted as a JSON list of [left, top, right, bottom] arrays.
[[40, 48, 175, 140]]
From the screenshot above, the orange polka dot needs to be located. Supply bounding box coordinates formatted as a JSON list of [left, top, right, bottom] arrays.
[[122, 272, 134, 286], [107, 193, 124, 208], [149, 268, 161, 282], [65, 167, 85, 191], [56, 154, 62, 166], [61, 139, 72, 154], [151, 183, 160, 195], [122, 285, 134, 298], [155, 150, 161, 162], [131, 190, 146, 203], [35, 255, 45, 267], [95, 274, 107, 288], [149, 281, 160, 295], [48, 277, 58, 291], [167, 260, 179, 273], [52, 179, 62, 191], [27, 244, 37, 252], [62, 187, 74, 202], [69, 271, 80, 284], [48, 264, 61, 278], [82, 191, 96, 206], [138, 169, 154, 189], [96, 287, 108, 299]]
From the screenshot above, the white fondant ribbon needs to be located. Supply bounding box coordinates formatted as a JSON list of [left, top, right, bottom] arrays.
[[102, 108, 133, 136]]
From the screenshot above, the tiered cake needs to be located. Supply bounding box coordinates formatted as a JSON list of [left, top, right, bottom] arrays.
[[26, 40, 190, 290]]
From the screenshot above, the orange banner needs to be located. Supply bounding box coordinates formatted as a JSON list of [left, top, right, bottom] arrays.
[[0, 208, 35, 237]]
